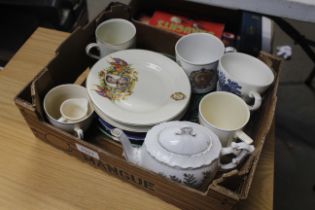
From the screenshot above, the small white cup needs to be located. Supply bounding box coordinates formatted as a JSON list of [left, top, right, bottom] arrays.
[[217, 52, 274, 111], [58, 98, 89, 123], [43, 84, 94, 139], [86, 18, 136, 59], [175, 33, 225, 94], [198, 91, 253, 146]]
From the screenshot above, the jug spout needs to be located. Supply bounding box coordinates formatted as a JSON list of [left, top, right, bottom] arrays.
[[112, 128, 142, 165]]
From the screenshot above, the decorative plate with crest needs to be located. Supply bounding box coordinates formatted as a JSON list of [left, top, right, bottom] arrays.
[[86, 49, 191, 126]]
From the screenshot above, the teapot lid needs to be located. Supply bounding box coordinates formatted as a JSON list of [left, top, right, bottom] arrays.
[[144, 121, 221, 169]]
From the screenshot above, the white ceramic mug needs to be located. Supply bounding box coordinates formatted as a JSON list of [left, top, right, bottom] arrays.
[[175, 32, 225, 93], [198, 91, 253, 146], [43, 84, 94, 139], [217, 52, 275, 111], [86, 18, 136, 59]]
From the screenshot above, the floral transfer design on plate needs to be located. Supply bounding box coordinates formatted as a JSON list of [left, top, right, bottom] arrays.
[[95, 57, 138, 100], [218, 71, 242, 96]]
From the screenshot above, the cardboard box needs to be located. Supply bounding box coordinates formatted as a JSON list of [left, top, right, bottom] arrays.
[[14, 3, 281, 210]]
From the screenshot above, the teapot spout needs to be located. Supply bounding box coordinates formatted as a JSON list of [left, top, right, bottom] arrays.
[[112, 128, 142, 165]]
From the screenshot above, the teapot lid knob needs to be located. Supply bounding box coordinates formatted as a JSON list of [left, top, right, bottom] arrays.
[[175, 127, 196, 137]]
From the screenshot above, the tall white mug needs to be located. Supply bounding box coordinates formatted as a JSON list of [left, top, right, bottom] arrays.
[[175, 33, 225, 94], [86, 18, 136, 59], [198, 91, 254, 146]]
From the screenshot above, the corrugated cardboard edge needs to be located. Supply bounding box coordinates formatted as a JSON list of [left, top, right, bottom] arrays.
[[209, 51, 282, 200], [239, 52, 281, 199], [30, 68, 50, 121]]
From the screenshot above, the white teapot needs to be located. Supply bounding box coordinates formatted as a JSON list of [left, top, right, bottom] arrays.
[[115, 121, 254, 188]]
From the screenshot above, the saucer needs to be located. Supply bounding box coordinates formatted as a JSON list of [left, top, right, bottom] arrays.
[[92, 102, 151, 132], [86, 49, 191, 126], [92, 100, 189, 133], [97, 126, 144, 145], [97, 117, 146, 141]]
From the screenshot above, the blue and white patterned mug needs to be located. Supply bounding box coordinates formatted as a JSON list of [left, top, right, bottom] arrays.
[[217, 52, 274, 111]]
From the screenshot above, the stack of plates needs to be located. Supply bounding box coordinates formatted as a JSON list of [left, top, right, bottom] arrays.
[[86, 49, 191, 143]]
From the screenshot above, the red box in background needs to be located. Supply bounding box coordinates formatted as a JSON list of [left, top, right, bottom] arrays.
[[148, 11, 225, 38]]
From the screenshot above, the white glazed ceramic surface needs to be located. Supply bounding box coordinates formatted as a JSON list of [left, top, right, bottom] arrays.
[[58, 98, 89, 122], [86, 18, 136, 59], [86, 49, 191, 126], [120, 121, 221, 188], [93, 99, 189, 133], [117, 121, 255, 188], [139, 147, 219, 188], [92, 102, 151, 133], [217, 52, 274, 110], [97, 117, 146, 142], [43, 84, 94, 139], [199, 91, 253, 146], [175, 33, 225, 93], [144, 121, 221, 168]]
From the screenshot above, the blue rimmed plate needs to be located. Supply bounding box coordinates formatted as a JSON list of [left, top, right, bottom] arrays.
[[97, 117, 146, 143]]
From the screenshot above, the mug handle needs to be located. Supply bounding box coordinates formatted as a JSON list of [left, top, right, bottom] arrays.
[[220, 142, 255, 170], [234, 130, 253, 144], [247, 91, 262, 111], [86, 43, 101, 60], [74, 125, 84, 139]]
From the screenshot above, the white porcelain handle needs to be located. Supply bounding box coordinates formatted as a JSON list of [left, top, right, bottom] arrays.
[[74, 125, 84, 139], [234, 130, 253, 145], [247, 91, 262, 111], [220, 142, 255, 170], [86, 43, 101, 59]]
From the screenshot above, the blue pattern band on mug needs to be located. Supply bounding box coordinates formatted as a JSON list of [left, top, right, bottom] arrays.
[[217, 71, 242, 96]]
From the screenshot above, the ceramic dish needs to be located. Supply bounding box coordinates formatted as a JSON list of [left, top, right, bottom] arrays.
[[98, 126, 120, 142], [97, 117, 146, 141], [86, 49, 191, 126], [92, 102, 151, 132], [97, 126, 144, 145], [92, 99, 189, 133]]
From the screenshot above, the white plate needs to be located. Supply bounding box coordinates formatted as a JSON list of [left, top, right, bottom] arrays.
[[86, 49, 191, 126], [92, 102, 151, 132], [92, 101, 189, 133]]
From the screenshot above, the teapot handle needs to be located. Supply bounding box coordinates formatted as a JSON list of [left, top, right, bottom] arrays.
[[219, 142, 255, 170]]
